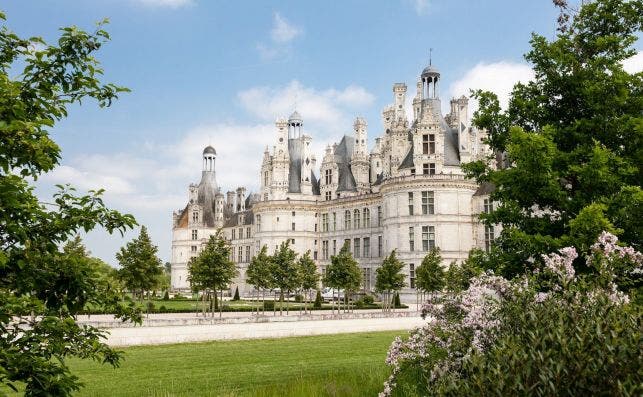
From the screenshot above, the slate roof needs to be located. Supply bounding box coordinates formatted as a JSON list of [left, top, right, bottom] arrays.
[[335, 135, 357, 192], [223, 209, 254, 228], [196, 170, 220, 227], [473, 182, 495, 196], [288, 138, 302, 193]]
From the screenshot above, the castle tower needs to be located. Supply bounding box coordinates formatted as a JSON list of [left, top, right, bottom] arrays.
[[271, 118, 290, 200], [393, 83, 407, 122], [351, 117, 370, 193], [226, 191, 236, 212], [236, 187, 246, 211], [260, 146, 272, 201]]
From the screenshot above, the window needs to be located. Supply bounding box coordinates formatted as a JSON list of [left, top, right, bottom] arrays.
[[191, 245, 197, 253], [354, 209, 360, 229], [191, 230, 198, 240], [427, 163, 436, 175], [264, 193, 268, 201], [325, 191, 332, 201], [238, 246, 243, 263], [238, 228, 242, 240], [292, 222, 295, 231], [256, 215, 261, 232], [315, 223, 318, 232], [411, 168, 416, 175], [409, 227, 415, 251], [485, 225, 495, 253], [314, 251, 318, 260], [192, 211, 198, 222], [378, 235, 383, 257], [377, 206, 382, 226], [363, 237, 370, 258], [354, 238, 361, 258], [332, 213, 337, 231], [290, 239, 295, 245], [423, 134, 435, 154], [344, 239, 351, 251], [246, 227, 251, 239], [322, 213, 329, 232], [345, 210, 351, 230], [363, 208, 370, 228], [292, 211, 296, 217], [264, 171, 269, 185], [409, 264, 416, 289], [322, 240, 329, 260], [362, 267, 372, 291], [422, 191, 435, 215], [408, 192, 414, 215], [483, 198, 493, 213], [422, 226, 436, 251], [324, 169, 333, 184], [245, 246, 250, 262], [232, 229, 236, 240], [332, 240, 337, 255]]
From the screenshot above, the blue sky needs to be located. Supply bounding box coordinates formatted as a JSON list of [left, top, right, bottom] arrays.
[[4, 0, 641, 265]]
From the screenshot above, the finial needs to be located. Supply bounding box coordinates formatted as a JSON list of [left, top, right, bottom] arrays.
[[429, 48, 433, 66]]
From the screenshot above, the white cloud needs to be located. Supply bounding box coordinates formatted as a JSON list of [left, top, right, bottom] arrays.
[[408, 0, 430, 15], [134, 0, 193, 8], [622, 50, 643, 74], [270, 13, 302, 43], [448, 61, 534, 112]]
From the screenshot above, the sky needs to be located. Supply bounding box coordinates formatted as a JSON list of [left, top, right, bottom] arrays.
[[4, 0, 641, 266]]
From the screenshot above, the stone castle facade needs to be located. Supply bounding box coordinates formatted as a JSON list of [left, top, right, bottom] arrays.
[[171, 62, 497, 297]]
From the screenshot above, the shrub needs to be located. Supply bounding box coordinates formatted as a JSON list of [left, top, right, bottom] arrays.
[[313, 290, 323, 309], [173, 293, 184, 300], [263, 300, 275, 310], [362, 294, 375, 305], [392, 292, 401, 308], [159, 305, 167, 313], [162, 291, 169, 301], [146, 301, 155, 312], [232, 287, 240, 301], [294, 294, 303, 303]]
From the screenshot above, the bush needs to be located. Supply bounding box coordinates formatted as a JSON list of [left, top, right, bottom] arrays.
[[232, 287, 240, 301], [146, 301, 155, 312], [392, 292, 402, 308], [159, 305, 167, 312], [294, 294, 303, 303], [313, 290, 322, 309], [162, 291, 169, 301], [363, 294, 375, 305], [263, 300, 275, 310], [173, 293, 185, 300]]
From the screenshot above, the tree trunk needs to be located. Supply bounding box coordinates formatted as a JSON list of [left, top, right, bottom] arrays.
[[219, 289, 223, 318]]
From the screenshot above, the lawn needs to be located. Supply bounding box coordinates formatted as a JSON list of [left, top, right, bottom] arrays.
[[23, 331, 402, 396]]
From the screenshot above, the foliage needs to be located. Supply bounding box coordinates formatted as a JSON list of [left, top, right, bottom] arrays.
[[263, 300, 275, 311], [444, 250, 484, 293], [313, 290, 322, 309], [116, 226, 163, 299], [381, 232, 642, 397], [362, 294, 375, 305], [298, 251, 320, 292], [462, 0, 643, 279], [375, 250, 406, 312], [162, 291, 169, 301], [270, 242, 300, 314], [232, 286, 240, 301], [415, 248, 444, 295], [392, 293, 401, 308], [0, 12, 140, 395], [324, 242, 362, 312]]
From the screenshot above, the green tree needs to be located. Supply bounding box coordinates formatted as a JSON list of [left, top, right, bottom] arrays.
[[246, 245, 273, 314], [324, 241, 362, 314], [0, 13, 139, 395], [375, 250, 406, 313], [416, 248, 445, 301], [297, 251, 320, 314], [463, 0, 643, 279], [116, 226, 163, 302], [444, 250, 484, 294], [187, 233, 238, 318], [269, 241, 300, 315]]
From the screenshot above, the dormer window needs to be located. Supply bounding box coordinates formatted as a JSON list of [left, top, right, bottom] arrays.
[[192, 211, 198, 222]]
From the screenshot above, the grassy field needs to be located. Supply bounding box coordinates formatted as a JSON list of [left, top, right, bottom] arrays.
[[8, 331, 402, 396]]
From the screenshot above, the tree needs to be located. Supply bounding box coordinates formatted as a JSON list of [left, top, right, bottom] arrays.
[[246, 245, 273, 314], [324, 241, 362, 314], [297, 251, 320, 314], [375, 250, 406, 313], [445, 250, 484, 294], [0, 13, 139, 395], [416, 248, 445, 301], [232, 286, 240, 301], [269, 241, 300, 315], [187, 233, 238, 318], [116, 226, 163, 302], [463, 0, 643, 279]]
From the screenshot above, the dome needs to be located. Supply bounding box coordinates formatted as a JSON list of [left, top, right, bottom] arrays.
[[421, 64, 440, 78], [288, 110, 303, 123], [203, 145, 217, 155]]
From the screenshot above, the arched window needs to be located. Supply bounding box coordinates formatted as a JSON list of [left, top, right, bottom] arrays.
[[344, 210, 351, 230], [354, 209, 360, 229]]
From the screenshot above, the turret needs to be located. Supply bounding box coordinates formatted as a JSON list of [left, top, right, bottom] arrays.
[[236, 187, 246, 211]]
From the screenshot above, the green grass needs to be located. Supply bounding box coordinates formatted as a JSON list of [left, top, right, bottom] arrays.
[[20, 331, 401, 396]]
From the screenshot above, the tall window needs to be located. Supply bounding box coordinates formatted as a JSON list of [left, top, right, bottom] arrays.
[[422, 134, 435, 154], [354, 209, 360, 229], [354, 238, 361, 258], [408, 192, 414, 215], [332, 213, 337, 231], [322, 240, 329, 259], [322, 213, 329, 232], [192, 211, 198, 222], [483, 198, 493, 213], [409, 227, 415, 251], [332, 240, 337, 256], [378, 235, 383, 257], [246, 227, 251, 239], [232, 229, 236, 240], [377, 206, 382, 226], [430, 163, 436, 175], [485, 225, 495, 253], [325, 169, 333, 184], [422, 226, 436, 251], [238, 246, 243, 263], [363, 237, 370, 258], [345, 210, 351, 230], [344, 239, 351, 251], [256, 215, 261, 232], [325, 191, 332, 201], [422, 191, 435, 215], [245, 246, 250, 262], [363, 208, 370, 228], [291, 222, 295, 231], [409, 264, 416, 288], [191, 230, 198, 240], [191, 245, 197, 253], [238, 228, 242, 240]]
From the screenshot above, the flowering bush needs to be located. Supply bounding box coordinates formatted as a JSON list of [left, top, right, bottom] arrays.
[[381, 232, 642, 396]]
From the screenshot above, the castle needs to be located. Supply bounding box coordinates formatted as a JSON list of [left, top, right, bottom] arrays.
[[170, 62, 496, 298]]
